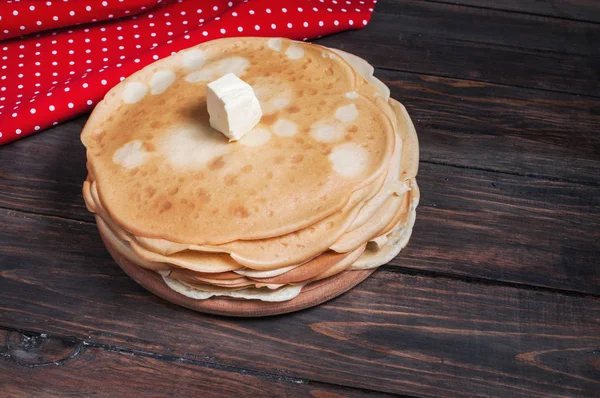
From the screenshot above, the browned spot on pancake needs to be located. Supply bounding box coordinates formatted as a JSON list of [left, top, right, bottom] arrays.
[[144, 186, 157, 198], [402, 170, 407, 175], [197, 188, 211, 203], [274, 156, 285, 164], [295, 137, 305, 145], [326, 221, 334, 230], [178, 176, 185, 183], [242, 164, 253, 173], [290, 177, 296, 183], [142, 142, 155, 152], [224, 174, 238, 186], [348, 125, 358, 133], [266, 171, 273, 179], [231, 205, 250, 218], [308, 88, 317, 95], [248, 188, 257, 196], [159, 200, 173, 213], [367, 134, 375, 140], [129, 169, 139, 176], [195, 171, 205, 180], [181, 198, 188, 204], [209, 156, 225, 170], [150, 120, 163, 129], [321, 148, 332, 156], [344, 134, 352, 141], [267, 210, 274, 217], [260, 113, 278, 125], [140, 171, 148, 177], [318, 100, 326, 106], [211, 208, 219, 214], [291, 154, 304, 164], [274, 142, 282, 149], [325, 67, 333, 76], [169, 187, 179, 195], [297, 90, 304, 98], [288, 106, 300, 114], [156, 98, 166, 106], [303, 143, 315, 150]]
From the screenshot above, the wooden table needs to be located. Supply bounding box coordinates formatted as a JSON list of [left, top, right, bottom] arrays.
[[1, 1, 599, 396]]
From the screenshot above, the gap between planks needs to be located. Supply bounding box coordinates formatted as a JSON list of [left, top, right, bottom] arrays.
[[415, 0, 600, 25], [0, 325, 413, 398], [1, 204, 598, 300]]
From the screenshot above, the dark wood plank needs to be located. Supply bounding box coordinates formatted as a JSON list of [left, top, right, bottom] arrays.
[[0, 217, 599, 397], [316, 0, 600, 96], [0, 116, 91, 222], [399, 162, 600, 294], [0, 329, 382, 398], [419, 0, 600, 23], [2, 64, 599, 225], [382, 70, 600, 185], [2, 116, 599, 293]]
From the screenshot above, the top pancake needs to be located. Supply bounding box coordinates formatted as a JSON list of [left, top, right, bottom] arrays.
[[82, 37, 396, 245]]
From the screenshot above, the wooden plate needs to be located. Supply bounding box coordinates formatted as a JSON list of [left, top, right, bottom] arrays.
[[100, 230, 375, 317]]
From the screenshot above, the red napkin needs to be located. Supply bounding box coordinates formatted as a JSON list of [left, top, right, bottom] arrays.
[[0, 0, 377, 146]]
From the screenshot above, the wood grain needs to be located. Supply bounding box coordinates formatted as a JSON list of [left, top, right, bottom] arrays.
[[0, 223, 599, 396], [316, 0, 600, 96], [1, 65, 599, 226], [2, 130, 599, 294], [0, 329, 385, 398], [418, 0, 600, 23]]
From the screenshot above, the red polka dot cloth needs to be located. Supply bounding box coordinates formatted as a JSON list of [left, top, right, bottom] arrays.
[[0, 0, 377, 146]]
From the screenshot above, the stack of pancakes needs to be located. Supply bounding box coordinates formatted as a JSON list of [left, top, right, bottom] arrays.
[[81, 38, 419, 303]]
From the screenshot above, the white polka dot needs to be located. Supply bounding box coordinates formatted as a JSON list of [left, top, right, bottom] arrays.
[[70, 10, 75, 16], [249, 10, 255, 14], [334, 20, 339, 26], [303, 22, 308, 27], [237, 26, 243, 32], [68, 103, 74, 108], [213, 5, 218, 10], [37, 21, 42, 26], [349, 20, 354, 25], [319, 21, 324, 27], [363, 19, 368, 25], [86, 5, 91, 11], [101, 80, 107, 85], [12, 113, 17, 117], [13, 10, 18, 16], [53, 16, 58, 21], [254, 24, 260, 30], [220, 28, 226, 34], [287, 22, 292, 28], [102, 1, 108, 6], [87, 100, 93, 105], [34, 126, 40, 131], [30, 108, 36, 114], [49, 105, 55, 111], [202, 31, 208, 36], [30, 5, 36, 11], [266, 8, 271, 13], [16, 129, 21, 134], [282, 7, 287, 12]]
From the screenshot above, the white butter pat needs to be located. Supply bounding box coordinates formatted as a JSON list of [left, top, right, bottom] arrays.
[[206, 73, 263, 141]]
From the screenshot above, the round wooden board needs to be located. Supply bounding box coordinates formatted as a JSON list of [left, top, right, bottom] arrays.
[[100, 230, 375, 317]]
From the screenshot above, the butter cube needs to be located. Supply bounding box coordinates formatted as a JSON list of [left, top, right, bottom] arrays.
[[206, 73, 263, 141]]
